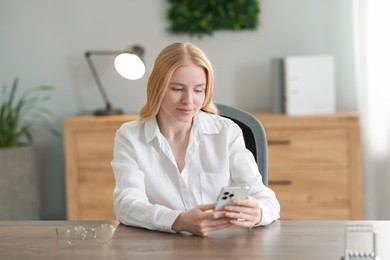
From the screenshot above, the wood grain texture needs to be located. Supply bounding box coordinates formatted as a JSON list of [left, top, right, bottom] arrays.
[[254, 112, 362, 220], [63, 115, 137, 220]]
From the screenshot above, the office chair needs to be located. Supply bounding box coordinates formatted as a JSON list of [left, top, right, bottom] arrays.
[[216, 103, 268, 186]]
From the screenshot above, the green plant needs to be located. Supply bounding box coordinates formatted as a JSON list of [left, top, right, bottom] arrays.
[[0, 78, 59, 147], [166, 0, 260, 36]]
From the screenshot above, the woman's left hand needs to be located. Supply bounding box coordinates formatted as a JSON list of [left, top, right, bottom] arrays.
[[223, 195, 262, 228]]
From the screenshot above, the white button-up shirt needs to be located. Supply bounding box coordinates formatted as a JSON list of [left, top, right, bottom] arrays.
[[112, 111, 280, 233]]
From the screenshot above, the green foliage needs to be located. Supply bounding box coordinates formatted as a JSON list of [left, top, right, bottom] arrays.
[[0, 78, 59, 147], [166, 0, 260, 36]]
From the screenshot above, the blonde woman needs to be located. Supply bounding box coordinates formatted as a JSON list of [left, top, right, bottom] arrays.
[[111, 42, 280, 236]]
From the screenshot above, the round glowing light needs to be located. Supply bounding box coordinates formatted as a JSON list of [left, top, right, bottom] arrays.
[[114, 53, 145, 80]]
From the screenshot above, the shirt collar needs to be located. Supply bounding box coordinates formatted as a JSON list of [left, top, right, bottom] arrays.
[[143, 111, 219, 143], [144, 117, 161, 143]]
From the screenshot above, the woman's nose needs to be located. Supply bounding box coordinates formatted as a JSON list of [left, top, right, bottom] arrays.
[[182, 90, 193, 104]]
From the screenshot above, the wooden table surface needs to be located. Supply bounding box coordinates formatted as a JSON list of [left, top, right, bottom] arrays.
[[0, 220, 387, 259]]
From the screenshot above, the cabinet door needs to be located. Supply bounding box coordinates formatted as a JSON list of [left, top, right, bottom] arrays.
[[267, 127, 351, 219], [78, 168, 116, 220], [74, 131, 117, 220]]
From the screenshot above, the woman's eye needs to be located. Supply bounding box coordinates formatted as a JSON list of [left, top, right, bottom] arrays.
[[195, 89, 204, 93], [172, 88, 183, 91]]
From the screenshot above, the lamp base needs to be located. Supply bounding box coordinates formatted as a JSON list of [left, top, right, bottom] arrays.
[[94, 108, 124, 116]]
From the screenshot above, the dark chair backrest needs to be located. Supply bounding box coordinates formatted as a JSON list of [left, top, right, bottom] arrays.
[[216, 103, 268, 186]]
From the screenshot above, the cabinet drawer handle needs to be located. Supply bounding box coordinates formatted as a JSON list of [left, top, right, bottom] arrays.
[[267, 140, 291, 145], [268, 180, 292, 186]]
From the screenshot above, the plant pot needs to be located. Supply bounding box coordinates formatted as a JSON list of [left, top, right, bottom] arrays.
[[0, 145, 41, 220]]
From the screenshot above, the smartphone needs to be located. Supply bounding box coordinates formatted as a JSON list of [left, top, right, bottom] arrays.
[[214, 186, 250, 211]]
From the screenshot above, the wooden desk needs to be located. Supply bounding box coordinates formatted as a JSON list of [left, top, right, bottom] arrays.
[[0, 220, 387, 259]]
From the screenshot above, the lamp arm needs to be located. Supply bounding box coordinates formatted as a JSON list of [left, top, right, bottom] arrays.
[[85, 52, 112, 110], [83, 47, 144, 115]]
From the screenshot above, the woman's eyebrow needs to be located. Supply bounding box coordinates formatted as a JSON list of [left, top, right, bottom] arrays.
[[169, 82, 185, 86], [169, 82, 206, 87]]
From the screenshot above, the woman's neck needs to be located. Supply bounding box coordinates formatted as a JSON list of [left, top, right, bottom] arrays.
[[156, 114, 193, 142]]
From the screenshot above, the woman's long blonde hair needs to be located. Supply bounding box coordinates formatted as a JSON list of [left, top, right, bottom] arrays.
[[139, 42, 218, 120]]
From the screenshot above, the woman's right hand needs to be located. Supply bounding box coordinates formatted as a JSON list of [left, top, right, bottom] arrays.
[[172, 203, 233, 236]]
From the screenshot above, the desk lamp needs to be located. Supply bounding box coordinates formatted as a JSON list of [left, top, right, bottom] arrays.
[[85, 45, 145, 116]]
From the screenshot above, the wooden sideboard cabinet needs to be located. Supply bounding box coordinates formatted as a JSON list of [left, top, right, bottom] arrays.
[[64, 113, 362, 220], [64, 115, 137, 220], [253, 112, 362, 220]]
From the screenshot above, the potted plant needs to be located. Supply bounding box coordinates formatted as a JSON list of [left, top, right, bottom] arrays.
[[0, 77, 58, 220]]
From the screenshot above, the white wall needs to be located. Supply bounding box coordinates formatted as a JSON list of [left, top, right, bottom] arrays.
[[0, 0, 357, 219]]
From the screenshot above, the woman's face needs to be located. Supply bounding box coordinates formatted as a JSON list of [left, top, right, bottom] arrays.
[[158, 63, 206, 124]]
